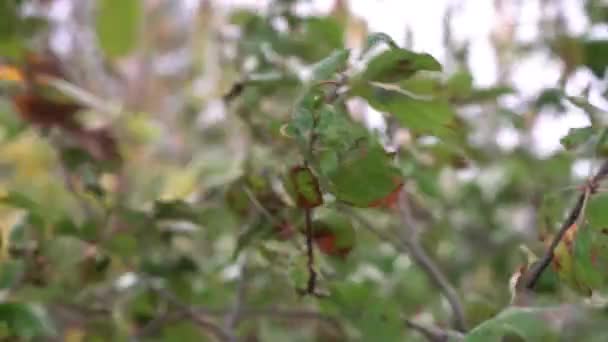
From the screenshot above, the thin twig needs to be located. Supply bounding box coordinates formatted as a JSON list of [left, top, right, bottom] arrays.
[[342, 201, 467, 332], [304, 207, 317, 295], [524, 159, 608, 289], [397, 190, 467, 332], [224, 264, 248, 342], [405, 319, 464, 342]]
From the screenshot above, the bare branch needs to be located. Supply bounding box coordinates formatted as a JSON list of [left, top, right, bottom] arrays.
[[397, 190, 467, 332]]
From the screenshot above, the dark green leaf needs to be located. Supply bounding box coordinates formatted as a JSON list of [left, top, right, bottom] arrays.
[[153, 200, 201, 224], [583, 39, 608, 78], [96, 0, 141, 57]]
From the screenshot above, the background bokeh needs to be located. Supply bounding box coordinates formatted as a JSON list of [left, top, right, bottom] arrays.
[[0, 0, 607, 341]]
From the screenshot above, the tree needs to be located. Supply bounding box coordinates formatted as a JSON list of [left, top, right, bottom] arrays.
[[0, 0, 608, 340]]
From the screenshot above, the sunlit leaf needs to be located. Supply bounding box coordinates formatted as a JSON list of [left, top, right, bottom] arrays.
[[358, 48, 441, 83]]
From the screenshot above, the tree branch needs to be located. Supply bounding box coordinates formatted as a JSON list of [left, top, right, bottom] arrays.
[[341, 201, 467, 332], [523, 159, 608, 289], [152, 286, 232, 341], [405, 319, 464, 342], [397, 190, 467, 332]]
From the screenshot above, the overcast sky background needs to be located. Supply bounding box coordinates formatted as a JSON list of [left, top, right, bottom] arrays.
[[43, 0, 608, 161]]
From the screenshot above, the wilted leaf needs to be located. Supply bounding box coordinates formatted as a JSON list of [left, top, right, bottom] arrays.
[[313, 208, 355, 257], [96, 0, 141, 57], [289, 166, 323, 208], [328, 142, 403, 207]]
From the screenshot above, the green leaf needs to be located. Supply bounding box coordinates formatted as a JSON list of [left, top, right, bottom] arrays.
[[0, 302, 55, 339], [0, 260, 24, 290], [583, 39, 608, 78], [96, 0, 141, 57], [446, 71, 474, 98], [465, 307, 556, 342], [359, 48, 442, 83], [560, 126, 595, 150], [289, 166, 323, 208], [587, 193, 608, 228], [361, 32, 399, 56], [357, 85, 454, 135], [328, 142, 402, 207], [310, 49, 350, 82], [573, 224, 603, 291]]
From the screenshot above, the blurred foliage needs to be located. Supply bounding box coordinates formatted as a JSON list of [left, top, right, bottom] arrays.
[[0, 0, 607, 341]]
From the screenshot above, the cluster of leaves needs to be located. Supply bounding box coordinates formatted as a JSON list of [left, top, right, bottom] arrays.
[[0, 0, 608, 341]]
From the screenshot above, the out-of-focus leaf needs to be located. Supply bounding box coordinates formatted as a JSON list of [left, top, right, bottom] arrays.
[[328, 142, 402, 207], [573, 224, 603, 290], [583, 39, 608, 78], [446, 71, 473, 99], [560, 126, 594, 150], [587, 193, 608, 228], [153, 199, 201, 224], [465, 307, 557, 342], [310, 49, 350, 81], [96, 0, 141, 57], [358, 48, 441, 83], [0, 191, 44, 229], [0, 302, 55, 339], [361, 32, 399, 56], [0, 259, 24, 290]]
